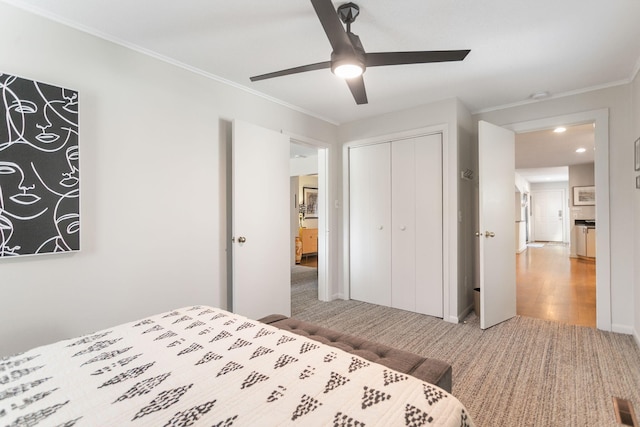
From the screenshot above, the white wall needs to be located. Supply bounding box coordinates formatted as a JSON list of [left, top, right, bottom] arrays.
[[632, 69, 640, 346], [290, 155, 318, 177], [569, 163, 596, 221], [514, 173, 531, 195], [0, 3, 337, 356], [474, 84, 635, 333]]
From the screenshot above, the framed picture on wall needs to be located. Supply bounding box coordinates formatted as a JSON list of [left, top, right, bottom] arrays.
[[303, 187, 318, 218], [635, 137, 640, 171], [573, 186, 596, 206], [0, 73, 80, 257]]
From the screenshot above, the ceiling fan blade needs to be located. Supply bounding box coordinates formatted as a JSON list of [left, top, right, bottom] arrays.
[[345, 75, 368, 105], [365, 50, 470, 67], [310, 0, 354, 53], [250, 61, 331, 82]]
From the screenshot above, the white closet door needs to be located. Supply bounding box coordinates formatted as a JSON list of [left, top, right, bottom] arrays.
[[391, 134, 443, 317], [349, 143, 391, 306], [414, 134, 443, 316], [391, 139, 416, 311]]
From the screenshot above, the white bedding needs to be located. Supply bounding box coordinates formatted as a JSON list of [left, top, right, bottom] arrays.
[[0, 306, 474, 426]]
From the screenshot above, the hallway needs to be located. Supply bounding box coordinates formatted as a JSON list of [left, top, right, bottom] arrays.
[[516, 243, 596, 327]]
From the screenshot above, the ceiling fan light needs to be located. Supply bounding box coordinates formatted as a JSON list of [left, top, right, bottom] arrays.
[[332, 62, 364, 79]]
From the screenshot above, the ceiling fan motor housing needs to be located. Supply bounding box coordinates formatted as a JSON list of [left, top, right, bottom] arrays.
[[331, 49, 366, 76], [331, 29, 367, 76]]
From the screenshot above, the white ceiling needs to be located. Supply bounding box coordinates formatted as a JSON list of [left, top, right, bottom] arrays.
[[290, 142, 318, 159], [4, 0, 640, 124], [515, 123, 595, 183]]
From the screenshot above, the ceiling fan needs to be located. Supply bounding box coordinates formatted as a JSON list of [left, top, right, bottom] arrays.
[[250, 0, 470, 105]]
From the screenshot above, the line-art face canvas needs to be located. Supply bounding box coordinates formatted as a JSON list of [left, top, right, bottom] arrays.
[[1, 73, 79, 257]]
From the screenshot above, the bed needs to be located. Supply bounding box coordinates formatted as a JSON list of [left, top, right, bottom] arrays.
[[0, 305, 474, 426]]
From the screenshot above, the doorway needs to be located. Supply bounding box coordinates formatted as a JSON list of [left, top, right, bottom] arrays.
[[511, 118, 604, 328], [289, 140, 329, 311]]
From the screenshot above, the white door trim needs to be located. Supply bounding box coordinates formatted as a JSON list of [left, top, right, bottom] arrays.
[[342, 124, 452, 321], [285, 132, 332, 302], [503, 109, 611, 331]]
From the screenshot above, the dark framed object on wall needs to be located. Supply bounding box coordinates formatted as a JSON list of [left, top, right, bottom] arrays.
[[573, 186, 595, 206], [303, 187, 318, 219], [0, 73, 80, 257]]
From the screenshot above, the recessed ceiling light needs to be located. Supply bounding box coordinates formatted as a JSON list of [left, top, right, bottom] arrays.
[[530, 91, 550, 100], [553, 127, 567, 133], [576, 147, 586, 153]]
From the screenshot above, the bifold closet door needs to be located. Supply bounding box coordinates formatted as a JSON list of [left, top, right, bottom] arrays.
[[349, 143, 392, 306], [391, 134, 443, 317]]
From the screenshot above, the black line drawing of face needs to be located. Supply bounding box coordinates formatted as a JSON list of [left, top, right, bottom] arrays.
[[54, 191, 80, 251], [34, 190, 80, 254], [32, 87, 78, 151], [2, 75, 77, 152], [31, 141, 79, 197], [0, 160, 48, 221], [0, 214, 18, 256]]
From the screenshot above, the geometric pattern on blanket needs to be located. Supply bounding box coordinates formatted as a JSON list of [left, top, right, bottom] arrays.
[[0, 306, 475, 426]]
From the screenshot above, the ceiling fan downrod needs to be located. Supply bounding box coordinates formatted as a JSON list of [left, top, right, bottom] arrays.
[[337, 2, 360, 33]]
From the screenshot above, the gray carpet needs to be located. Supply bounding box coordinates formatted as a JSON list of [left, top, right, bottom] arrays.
[[290, 268, 640, 426]]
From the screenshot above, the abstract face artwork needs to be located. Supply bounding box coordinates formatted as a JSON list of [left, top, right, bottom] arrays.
[[1, 73, 79, 257]]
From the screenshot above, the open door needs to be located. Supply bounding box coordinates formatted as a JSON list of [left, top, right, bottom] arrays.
[[478, 121, 516, 329], [232, 120, 290, 320]]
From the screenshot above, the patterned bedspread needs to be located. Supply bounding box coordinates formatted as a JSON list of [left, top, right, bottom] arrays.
[[1, 306, 474, 426]]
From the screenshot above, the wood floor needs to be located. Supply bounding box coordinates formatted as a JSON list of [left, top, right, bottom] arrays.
[[516, 242, 596, 327], [298, 248, 595, 327]]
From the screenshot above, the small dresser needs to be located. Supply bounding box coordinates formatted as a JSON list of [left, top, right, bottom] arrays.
[[300, 228, 318, 256]]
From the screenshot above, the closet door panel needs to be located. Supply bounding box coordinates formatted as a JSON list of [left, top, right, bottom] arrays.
[[391, 139, 417, 311], [415, 134, 443, 316], [349, 144, 392, 306]]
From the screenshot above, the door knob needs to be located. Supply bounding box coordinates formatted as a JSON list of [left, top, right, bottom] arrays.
[[485, 231, 495, 238], [400, 226, 406, 231], [238, 236, 247, 243]]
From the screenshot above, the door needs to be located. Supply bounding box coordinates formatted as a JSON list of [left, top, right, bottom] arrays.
[[349, 143, 392, 306], [232, 120, 290, 320], [532, 189, 564, 241], [478, 121, 516, 329], [391, 134, 443, 316]]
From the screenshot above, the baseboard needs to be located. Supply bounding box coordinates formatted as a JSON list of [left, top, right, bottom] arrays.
[[612, 323, 634, 335], [634, 328, 640, 349], [446, 303, 474, 325]]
